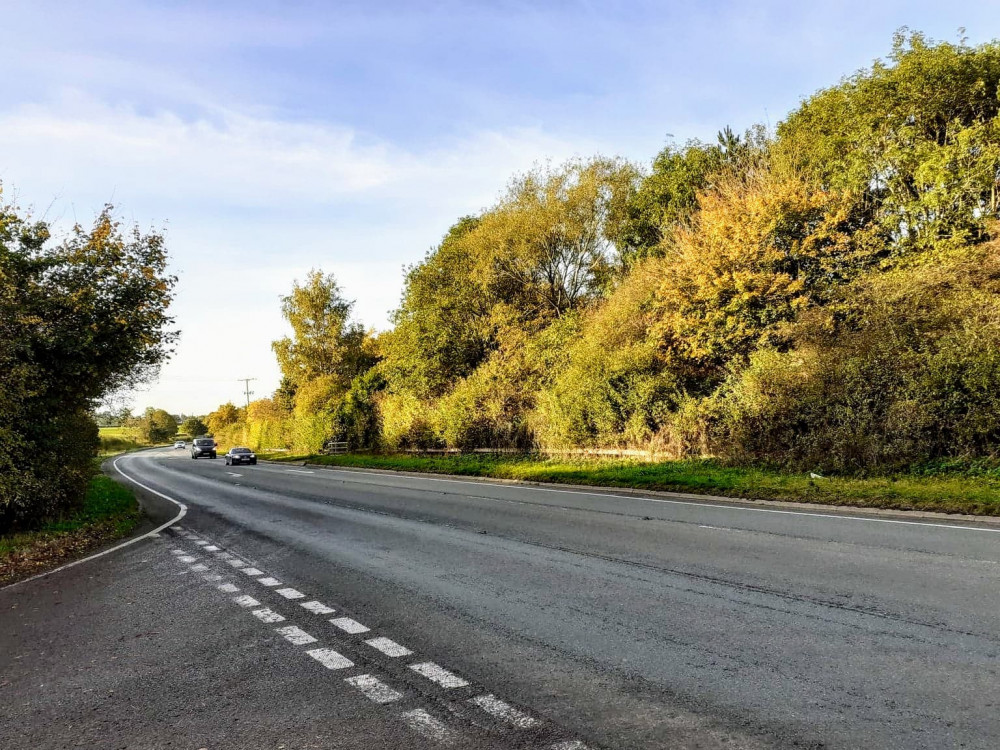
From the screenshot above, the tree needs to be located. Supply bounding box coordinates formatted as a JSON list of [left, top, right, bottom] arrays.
[[181, 416, 208, 438], [206, 402, 241, 435], [271, 270, 374, 388], [777, 31, 1000, 256], [131, 408, 178, 443], [611, 141, 722, 262], [0, 196, 176, 528]]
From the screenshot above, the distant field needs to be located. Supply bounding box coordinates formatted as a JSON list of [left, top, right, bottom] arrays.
[[98, 426, 141, 455]]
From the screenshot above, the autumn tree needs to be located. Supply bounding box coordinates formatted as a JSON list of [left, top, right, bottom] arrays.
[[0, 195, 176, 529], [272, 270, 375, 389], [181, 416, 208, 438], [131, 408, 178, 443], [777, 31, 1000, 256]]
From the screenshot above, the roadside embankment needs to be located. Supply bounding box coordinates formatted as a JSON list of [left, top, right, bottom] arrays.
[[260, 452, 1000, 517], [0, 469, 142, 586]]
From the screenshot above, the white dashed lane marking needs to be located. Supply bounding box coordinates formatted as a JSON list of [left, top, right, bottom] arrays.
[[301, 601, 335, 615], [409, 662, 469, 689], [307, 648, 354, 670], [275, 625, 318, 645], [365, 637, 413, 658], [170, 525, 183, 531], [346, 674, 403, 704], [469, 694, 538, 728], [331, 616, 370, 634], [549, 742, 589, 750], [400, 708, 455, 744], [174, 529, 552, 744], [286, 469, 315, 474], [251, 608, 285, 623]]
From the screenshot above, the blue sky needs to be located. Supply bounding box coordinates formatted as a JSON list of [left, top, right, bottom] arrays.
[[2, 1, 997, 415]]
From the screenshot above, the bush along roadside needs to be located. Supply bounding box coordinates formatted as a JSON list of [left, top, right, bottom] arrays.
[[260, 452, 1000, 517], [0, 471, 142, 586]]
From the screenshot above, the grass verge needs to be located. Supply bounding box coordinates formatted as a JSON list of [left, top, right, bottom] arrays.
[[0, 471, 142, 586], [261, 452, 1000, 517], [98, 426, 142, 455]]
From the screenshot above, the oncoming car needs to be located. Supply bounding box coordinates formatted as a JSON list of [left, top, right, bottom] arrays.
[[190, 437, 217, 459], [225, 447, 257, 466], [173, 440, 186, 449]]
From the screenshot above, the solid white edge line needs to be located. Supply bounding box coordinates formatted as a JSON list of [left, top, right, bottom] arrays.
[[291, 466, 1000, 535], [1, 453, 188, 591]]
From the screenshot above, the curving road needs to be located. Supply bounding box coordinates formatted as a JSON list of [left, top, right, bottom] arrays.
[[3, 448, 1000, 749]]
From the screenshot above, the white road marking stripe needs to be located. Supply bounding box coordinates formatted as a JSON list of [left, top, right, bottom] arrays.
[[149, 532, 161, 538], [233, 595, 260, 607], [203, 574, 224, 582], [218, 583, 240, 593], [330, 616, 369, 634], [226, 558, 247, 568], [365, 637, 412, 657], [171, 525, 183, 531], [318, 467, 1000, 535], [204, 545, 220, 551], [251, 608, 285, 623], [399, 708, 455, 744], [257, 577, 282, 587], [177, 555, 197, 564], [170, 549, 185, 555], [286, 469, 315, 474], [346, 674, 403, 704], [409, 662, 468, 689], [300, 601, 335, 615], [276, 587, 306, 600], [241, 567, 264, 576], [194, 540, 210, 546], [275, 625, 317, 645], [549, 742, 588, 750], [469, 694, 538, 728], [306, 648, 354, 670], [190, 564, 209, 572]]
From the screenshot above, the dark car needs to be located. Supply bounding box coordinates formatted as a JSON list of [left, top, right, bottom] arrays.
[[225, 447, 257, 466], [190, 437, 217, 459]]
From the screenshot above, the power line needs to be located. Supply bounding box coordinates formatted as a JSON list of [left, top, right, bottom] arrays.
[[237, 377, 257, 410]]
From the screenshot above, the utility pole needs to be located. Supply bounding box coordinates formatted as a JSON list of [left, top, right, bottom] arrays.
[[237, 377, 257, 410]]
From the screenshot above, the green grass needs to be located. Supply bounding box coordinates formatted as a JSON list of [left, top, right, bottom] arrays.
[[260, 452, 1000, 516], [98, 425, 142, 455], [0, 471, 142, 583]]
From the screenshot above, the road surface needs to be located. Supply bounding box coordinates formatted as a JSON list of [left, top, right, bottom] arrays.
[[3, 448, 1000, 749]]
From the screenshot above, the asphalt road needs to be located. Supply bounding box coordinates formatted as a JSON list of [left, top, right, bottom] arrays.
[[4, 449, 1000, 749]]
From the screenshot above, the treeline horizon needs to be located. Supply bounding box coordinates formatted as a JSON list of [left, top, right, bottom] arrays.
[[205, 31, 1000, 474]]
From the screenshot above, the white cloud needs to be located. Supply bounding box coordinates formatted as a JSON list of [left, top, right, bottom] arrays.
[[0, 95, 604, 415]]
